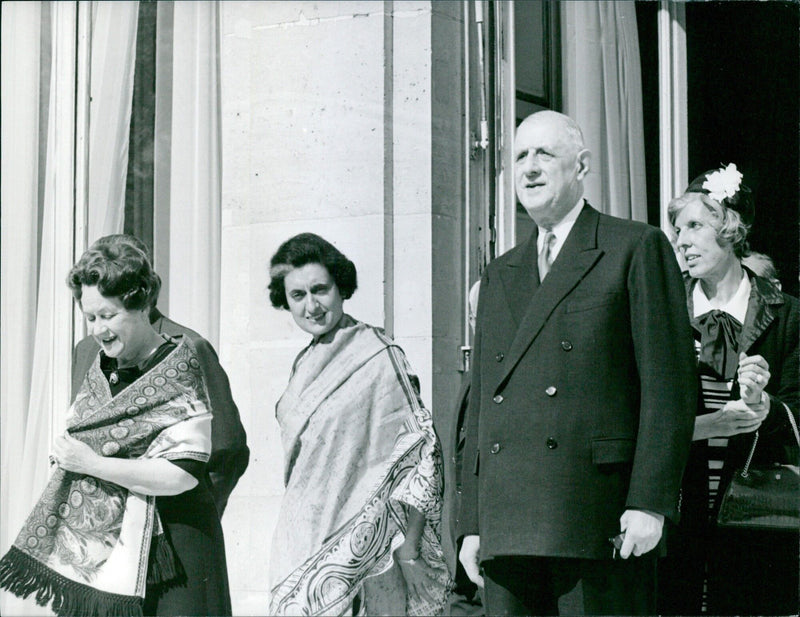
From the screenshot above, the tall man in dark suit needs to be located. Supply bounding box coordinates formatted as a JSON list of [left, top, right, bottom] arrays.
[[70, 234, 249, 517], [458, 111, 697, 615]]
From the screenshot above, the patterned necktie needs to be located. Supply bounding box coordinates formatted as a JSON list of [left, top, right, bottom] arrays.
[[538, 230, 555, 282]]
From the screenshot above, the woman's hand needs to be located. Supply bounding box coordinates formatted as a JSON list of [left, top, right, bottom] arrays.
[[52, 433, 99, 475], [693, 398, 768, 440], [52, 434, 197, 495], [738, 352, 771, 405], [395, 548, 440, 606]]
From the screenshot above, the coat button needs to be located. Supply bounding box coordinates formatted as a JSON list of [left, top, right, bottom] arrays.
[[545, 386, 557, 397], [495, 352, 504, 362], [546, 437, 558, 449], [493, 394, 504, 404], [560, 340, 573, 351], [490, 443, 501, 454]]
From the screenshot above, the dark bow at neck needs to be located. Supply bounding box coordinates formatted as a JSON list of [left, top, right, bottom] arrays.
[[692, 309, 742, 380]]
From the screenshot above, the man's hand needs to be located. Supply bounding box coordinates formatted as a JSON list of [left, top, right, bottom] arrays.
[[618, 509, 664, 558], [458, 535, 484, 587]]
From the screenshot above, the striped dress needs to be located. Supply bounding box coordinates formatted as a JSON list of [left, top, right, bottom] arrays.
[[691, 274, 751, 612]]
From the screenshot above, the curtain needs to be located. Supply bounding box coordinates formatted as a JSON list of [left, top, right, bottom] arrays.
[[163, 1, 222, 349], [1, 3, 138, 614], [562, 1, 647, 222], [1, 0, 44, 559], [2, 3, 68, 614], [86, 0, 139, 244]]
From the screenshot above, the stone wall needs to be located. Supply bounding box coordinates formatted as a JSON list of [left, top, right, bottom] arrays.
[[218, 2, 464, 612]]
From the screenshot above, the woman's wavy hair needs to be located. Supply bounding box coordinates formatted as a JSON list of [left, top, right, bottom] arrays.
[[67, 242, 161, 310], [268, 233, 357, 310], [667, 191, 751, 259]]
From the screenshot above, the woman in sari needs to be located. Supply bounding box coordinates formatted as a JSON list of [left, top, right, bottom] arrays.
[[657, 164, 799, 615], [267, 233, 451, 616], [0, 243, 231, 616]]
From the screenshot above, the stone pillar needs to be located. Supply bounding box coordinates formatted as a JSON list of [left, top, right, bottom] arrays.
[[219, 2, 463, 611]]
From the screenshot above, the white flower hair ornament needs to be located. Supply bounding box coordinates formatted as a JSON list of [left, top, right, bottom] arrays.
[[702, 163, 743, 202], [686, 162, 754, 225]]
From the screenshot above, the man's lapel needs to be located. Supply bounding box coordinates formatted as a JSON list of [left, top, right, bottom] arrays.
[[498, 230, 541, 327], [496, 205, 604, 388]]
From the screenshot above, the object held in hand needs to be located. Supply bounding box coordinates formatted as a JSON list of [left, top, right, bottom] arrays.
[[608, 532, 625, 560]]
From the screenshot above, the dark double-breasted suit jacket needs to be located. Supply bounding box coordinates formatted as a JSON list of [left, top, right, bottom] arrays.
[[459, 203, 697, 561], [71, 309, 250, 516]]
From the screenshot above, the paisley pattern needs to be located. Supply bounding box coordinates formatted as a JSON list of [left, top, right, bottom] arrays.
[[269, 316, 451, 616], [0, 337, 212, 614]]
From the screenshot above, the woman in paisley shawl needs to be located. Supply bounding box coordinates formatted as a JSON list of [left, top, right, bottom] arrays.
[[267, 233, 452, 616], [0, 242, 231, 616], [656, 164, 799, 615]]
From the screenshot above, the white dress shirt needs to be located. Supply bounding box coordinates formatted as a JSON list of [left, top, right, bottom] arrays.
[[536, 198, 585, 263]]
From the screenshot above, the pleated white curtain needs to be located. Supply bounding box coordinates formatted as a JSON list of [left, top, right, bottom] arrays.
[[1, 2, 137, 614], [562, 1, 647, 222], [163, 1, 222, 349], [86, 0, 139, 244], [1, 3, 45, 569]]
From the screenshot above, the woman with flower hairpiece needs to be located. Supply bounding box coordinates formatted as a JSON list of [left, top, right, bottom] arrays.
[[656, 164, 799, 615]]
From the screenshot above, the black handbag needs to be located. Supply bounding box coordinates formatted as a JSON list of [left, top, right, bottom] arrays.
[[717, 403, 800, 531]]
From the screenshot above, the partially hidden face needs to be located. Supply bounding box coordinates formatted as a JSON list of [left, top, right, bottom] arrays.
[[80, 285, 153, 366], [284, 262, 344, 339], [673, 197, 737, 283]]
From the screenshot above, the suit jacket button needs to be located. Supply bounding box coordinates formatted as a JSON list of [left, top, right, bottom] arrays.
[[546, 437, 558, 449], [490, 443, 501, 454], [495, 352, 504, 362], [493, 394, 504, 404], [545, 386, 557, 396], [560, 340, 573, 351]]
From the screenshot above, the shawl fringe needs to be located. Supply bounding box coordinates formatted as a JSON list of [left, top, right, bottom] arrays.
[[0, 545, 143, 617]]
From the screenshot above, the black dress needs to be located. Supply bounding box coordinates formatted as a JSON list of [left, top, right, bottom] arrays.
[[100, 341, 232, 617], [658, 274, 799, 616]]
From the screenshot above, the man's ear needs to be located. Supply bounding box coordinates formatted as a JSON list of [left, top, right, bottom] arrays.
[[576, 149, 591, 181]]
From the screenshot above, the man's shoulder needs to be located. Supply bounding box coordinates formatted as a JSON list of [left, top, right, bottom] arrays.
[[488, 241, 530, 271], [596, 214, 672, 257], [596, 211, 659, 238]]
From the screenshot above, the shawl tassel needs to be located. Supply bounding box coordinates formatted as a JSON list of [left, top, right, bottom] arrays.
[[146, 530, 185, 587]]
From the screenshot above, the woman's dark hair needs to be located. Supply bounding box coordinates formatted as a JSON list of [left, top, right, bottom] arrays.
[[67, 242, 161, 310], [268, 233, 357, 310]]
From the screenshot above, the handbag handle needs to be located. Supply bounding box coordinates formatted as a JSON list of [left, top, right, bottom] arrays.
[[740, 401, 800, 478]]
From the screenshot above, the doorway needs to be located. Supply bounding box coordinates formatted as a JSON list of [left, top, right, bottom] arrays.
[[638, 1, 799, 296]]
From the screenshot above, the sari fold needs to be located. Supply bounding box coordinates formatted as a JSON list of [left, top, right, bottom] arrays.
[[0, 338, 212, 617], [269, 316, 451, 616]]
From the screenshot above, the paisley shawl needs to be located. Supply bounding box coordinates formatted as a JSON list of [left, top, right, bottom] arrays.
[[0, 337, 212, 617], [269, 315, 451, 616]]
